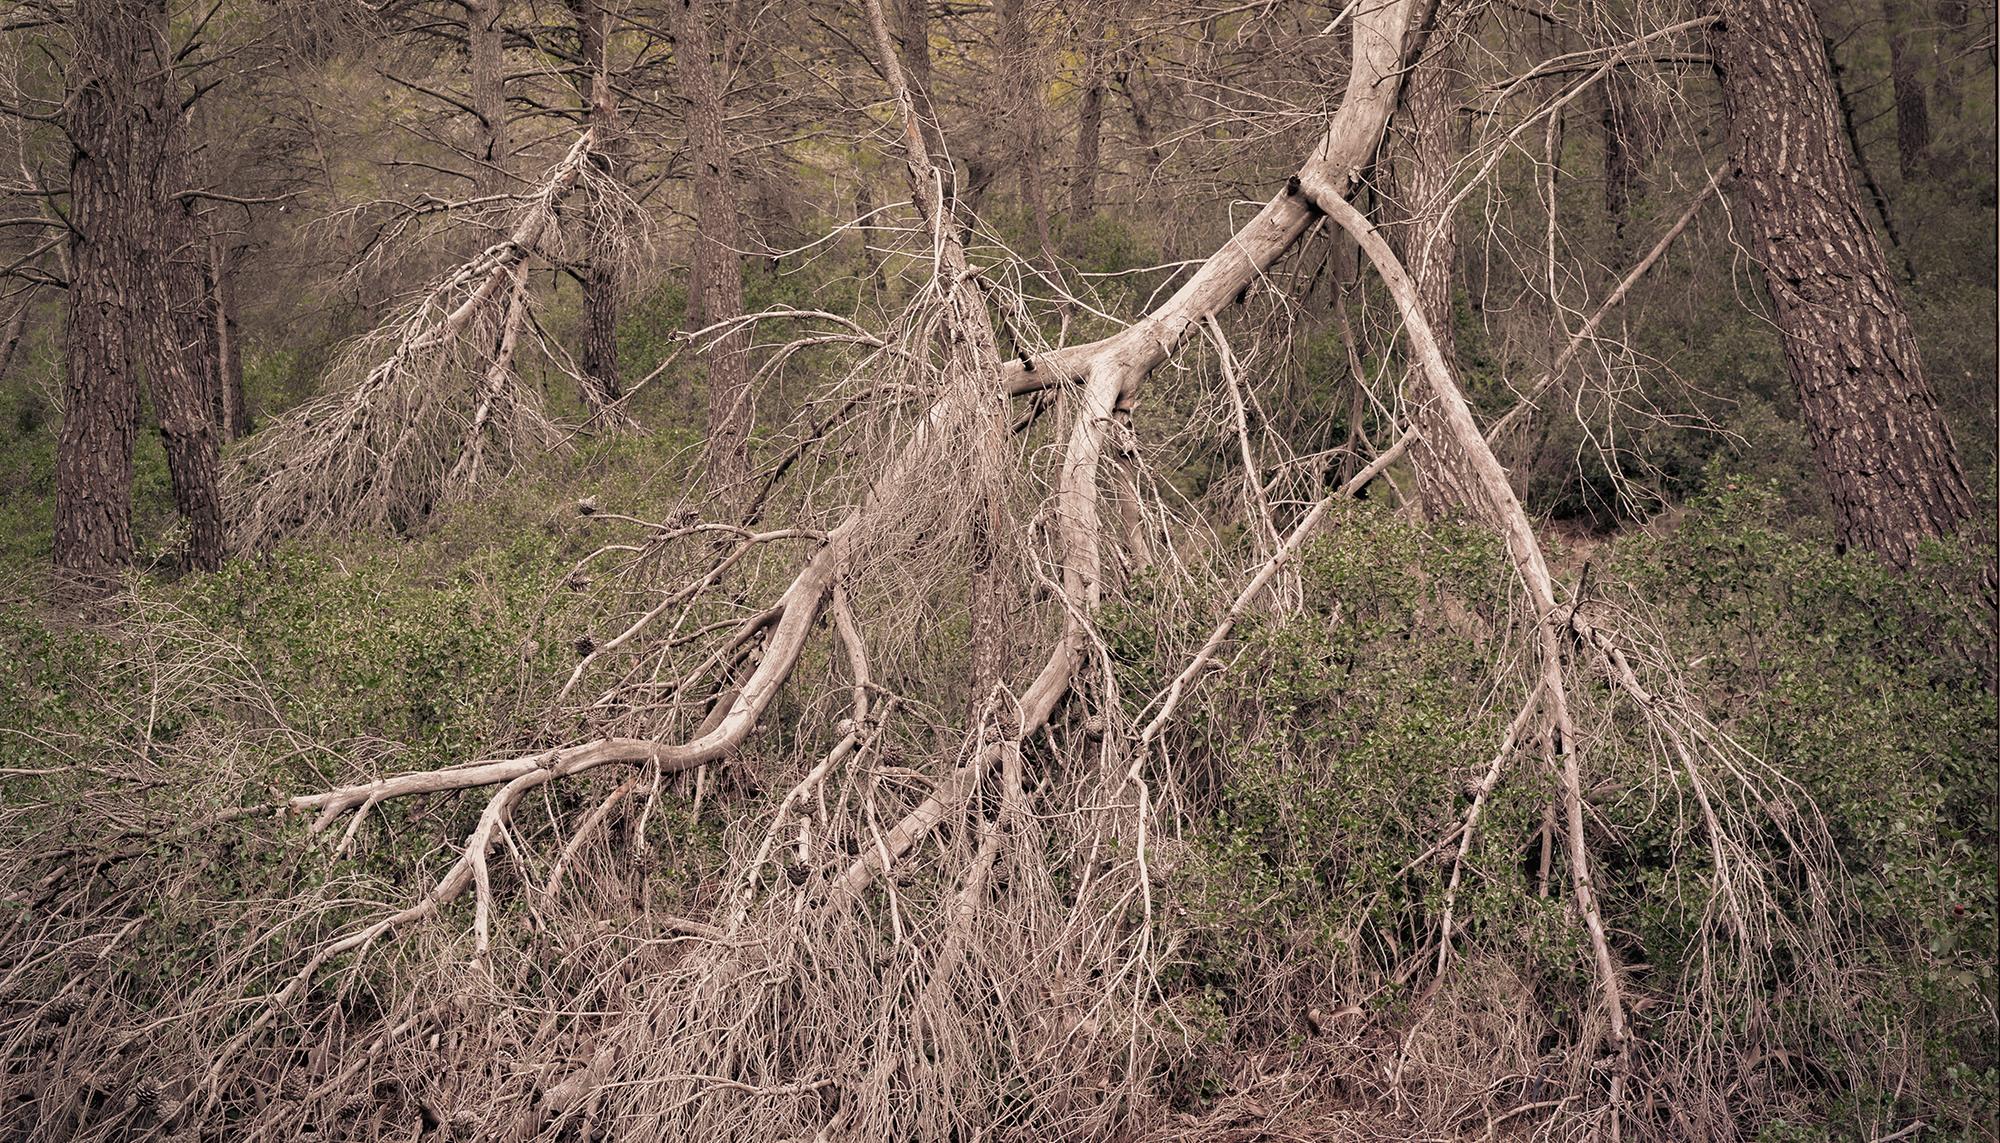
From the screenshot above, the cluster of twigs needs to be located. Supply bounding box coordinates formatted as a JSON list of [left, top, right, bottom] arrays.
[[223, 130, 639, 553]]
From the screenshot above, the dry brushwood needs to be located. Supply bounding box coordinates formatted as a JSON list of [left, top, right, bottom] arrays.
[[3, 2, 1868, 1140], [223, 129, 639, 552]]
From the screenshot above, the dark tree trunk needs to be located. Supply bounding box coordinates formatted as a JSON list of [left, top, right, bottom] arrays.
[[895, 0, 952, 201], [674, 0, 751, 503], [1066, 11, 1108, 232], [1714, 0, 1975, 567], [136, 3, 223, 571], [0, 300, 28, 384], [55, 0, 145, 579], [468, 0, 509, 198], [569, 0, 625, 418], [206, 236, 249, 441], [1882, 0, 1933, 178], [1388, 35, 1489, 525], [1599, 70, 1653, 259]]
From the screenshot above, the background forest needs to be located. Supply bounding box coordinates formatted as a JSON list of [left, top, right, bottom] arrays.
[[0, 0, 1994, 1140]]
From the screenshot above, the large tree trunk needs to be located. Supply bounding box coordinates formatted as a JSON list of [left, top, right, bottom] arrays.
[[1066, 8, 1108, 232], [894, 0, 951, 198], [1387, 33, 1489, 524], [1714, 0, 1974, 567], [674, 0, 751, 502], [55, 0, 145, 579], [568, 0, 624, 418]]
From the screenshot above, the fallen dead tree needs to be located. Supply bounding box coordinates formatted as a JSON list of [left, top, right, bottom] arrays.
[[8, 2, 1865, 1139]]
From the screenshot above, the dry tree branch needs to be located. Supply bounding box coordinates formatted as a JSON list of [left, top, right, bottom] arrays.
[[223, 129, 632, 552]]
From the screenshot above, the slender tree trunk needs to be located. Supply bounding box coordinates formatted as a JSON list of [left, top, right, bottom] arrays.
[[0, 300, 27, 384], [1714, 0, 1974, 566], [895, 0, 951, 199], [55, 0, 145, 579], [137, 4, 223, 572], [997, 0, 1055, 260], [468, 0, 509, 197], [206, 236, 249, 441], [1882, 0, 1933, 178], [569, 0, 625, 417], [1066, 9, 1108, 232], [674, 0, 751, 503], [1388, 34, 1488, 523]]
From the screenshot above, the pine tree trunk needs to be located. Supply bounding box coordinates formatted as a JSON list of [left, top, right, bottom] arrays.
[[997, 0, 1055, 260], [569, 0, 624, 417], [0, 301, 27, 385], [1882, 0, 1933, 178], [1388, 35, 1490, 525], [674, 0, 751, 503], [1714, 0, 1974, 567], [468, 0, 509, 198], [1066, 11, 1108, 232], [137, 2, 223, 572], [207, 236, 249, 441], [55, 0, 145, 579], [895, 0, 951, 200]]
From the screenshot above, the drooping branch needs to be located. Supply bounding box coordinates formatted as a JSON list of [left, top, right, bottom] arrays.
[[223, 130, 625, 552]]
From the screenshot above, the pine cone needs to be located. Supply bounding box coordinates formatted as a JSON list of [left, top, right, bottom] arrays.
[[131, 1078, 161, 1112]]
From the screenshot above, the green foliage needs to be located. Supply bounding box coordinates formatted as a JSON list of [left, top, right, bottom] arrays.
[[1121, 491, 1995, 1134]]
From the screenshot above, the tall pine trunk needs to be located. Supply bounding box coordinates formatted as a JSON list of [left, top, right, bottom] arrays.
[[55, 0, 146, 579], [997, 0, 1054, 260], [467, 0, 509, 198], [1714, 0, 1974, 567], [1389, 34, 1488, 524], [569, 0, 625, 418], [141, 34, 225, 573], [675, 0, 751, 504]]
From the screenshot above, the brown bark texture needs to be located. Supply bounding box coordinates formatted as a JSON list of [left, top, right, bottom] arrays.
[[1882, 0, 1933, 177], [997, 0, 1055, 258], [1714, 0, 1974, 567], [468, 0, 510, 198], [55, 0, 145, 578], [1387, 32, 1491, 525], [675, 0, 752, 500], [569, 0, 624, 416]]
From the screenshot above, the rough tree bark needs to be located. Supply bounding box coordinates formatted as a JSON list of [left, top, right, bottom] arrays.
[[467, 0, 510, 198], [55, 0, 145, 578], [997, 0, 1056, 260], [894, 0, 951, 195], [568, 0, 625, 417], [1066, 6, 1108, 231], [140, 35, 226, 574], [1714, 0, 1974, 567], [1882, 0, 1932, 178], [674, 0, 752, 502], [1387, 29, 1490, 524]]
